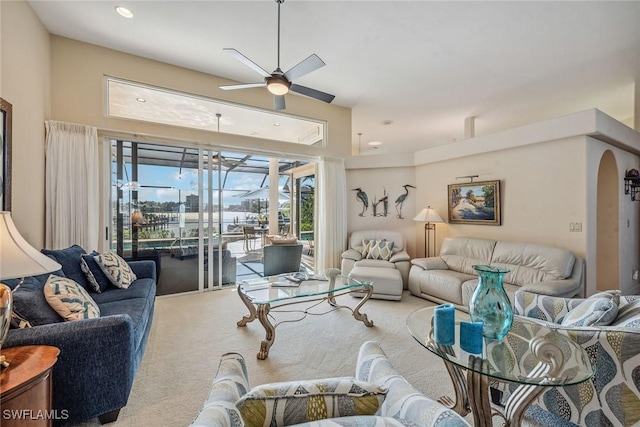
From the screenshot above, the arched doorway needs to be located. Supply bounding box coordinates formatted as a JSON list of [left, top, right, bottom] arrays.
[[596, 150, 619, 291]]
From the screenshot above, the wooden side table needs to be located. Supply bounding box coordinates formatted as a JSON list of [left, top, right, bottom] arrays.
[[1, 345, 60, 427]]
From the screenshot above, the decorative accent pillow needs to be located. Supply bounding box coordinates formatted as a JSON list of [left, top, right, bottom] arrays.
[[80, 251, 112, 293], [611, 297, 640, 328], [361, 240, 373, 256], [93, 252, 137, 289], [560, 295, 618, 327], [235, 377, 387, 427], [365, 239, 394, 261], [43, 275, 100, 321], [10, 276, 64, 328], [41, 244, 91, 290], [266, 235, 298, 245]]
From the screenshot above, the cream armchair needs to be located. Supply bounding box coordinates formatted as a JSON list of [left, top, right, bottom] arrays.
[[189, 341, 470, 427], [493, 290, 640, 427], [341, 230, 411, 288]]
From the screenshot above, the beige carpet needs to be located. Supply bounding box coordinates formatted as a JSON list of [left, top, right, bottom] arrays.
[[74, 289, 548, 427]]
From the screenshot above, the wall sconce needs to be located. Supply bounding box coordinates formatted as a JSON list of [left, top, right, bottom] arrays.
[[624, 169, 640, 201], [413, 206, 444, 257]]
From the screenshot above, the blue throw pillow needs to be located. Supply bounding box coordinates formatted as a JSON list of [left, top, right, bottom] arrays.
[[41, 245, 90, 290], [80, 251, 112, 293], [10, 276, 64, 328]]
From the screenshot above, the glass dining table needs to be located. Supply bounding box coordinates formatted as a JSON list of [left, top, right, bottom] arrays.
[[407, 306, 594, 427]]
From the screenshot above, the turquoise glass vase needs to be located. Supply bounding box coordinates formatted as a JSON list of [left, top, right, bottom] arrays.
[[468, 265, 512, 340]]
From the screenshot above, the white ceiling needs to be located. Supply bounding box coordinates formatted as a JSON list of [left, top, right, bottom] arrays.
[[28, 1, 640, 155]]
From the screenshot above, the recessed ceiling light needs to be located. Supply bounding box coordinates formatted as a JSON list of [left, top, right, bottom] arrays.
[[115, 6, 134, 18], [273, 123, 280, 127], [136, 98, 146, 103], [368, 141, 382, 146]]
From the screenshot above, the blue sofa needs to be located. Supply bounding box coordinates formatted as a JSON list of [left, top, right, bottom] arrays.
[[4, 245, 156, 425]]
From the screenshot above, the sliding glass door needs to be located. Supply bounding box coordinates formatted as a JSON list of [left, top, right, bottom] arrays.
[[109, 139, 316, 295]]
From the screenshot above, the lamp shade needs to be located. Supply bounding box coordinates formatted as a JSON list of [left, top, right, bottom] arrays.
[[0, 212, 61, 280], [413, 206, 444, 223]]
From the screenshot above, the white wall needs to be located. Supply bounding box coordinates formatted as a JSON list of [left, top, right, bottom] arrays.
[[0, 0, 51, 248], [346, 111, 640, 297], [587, 137, 640, 295], [345, 165, 417, 255]]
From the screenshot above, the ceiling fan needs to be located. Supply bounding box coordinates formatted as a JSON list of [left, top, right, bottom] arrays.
[[219, 0, 335, 111]]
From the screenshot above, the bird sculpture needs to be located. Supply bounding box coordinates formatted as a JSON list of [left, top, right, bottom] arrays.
[[352, 188, 369, 217], [395, 184, 416, 218]]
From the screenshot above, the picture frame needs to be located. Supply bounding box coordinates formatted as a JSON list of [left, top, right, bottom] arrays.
[[447, 180, 501, 225], [0, 98, 12, 212]]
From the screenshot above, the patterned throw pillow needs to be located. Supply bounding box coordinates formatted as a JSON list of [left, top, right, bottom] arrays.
[[235, 377, 387, 427], [361, 239, 373, 256], [43, 275, 100, 321], [611, 297, 640, 328], [365, 240, 394, 261], [93, 252, 137, 289], [80, 251, 112, 293], [560, 295, 618, 327]]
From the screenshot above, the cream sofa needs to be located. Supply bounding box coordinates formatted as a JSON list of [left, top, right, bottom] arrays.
[[408, 236, 584, 307]]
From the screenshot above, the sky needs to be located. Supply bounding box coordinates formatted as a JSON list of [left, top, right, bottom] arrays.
[[128, 164, 289, 207]]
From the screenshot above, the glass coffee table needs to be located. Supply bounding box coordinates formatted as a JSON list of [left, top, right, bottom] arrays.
[[237, 269, 373, 359], [407, 306, 594, 427]]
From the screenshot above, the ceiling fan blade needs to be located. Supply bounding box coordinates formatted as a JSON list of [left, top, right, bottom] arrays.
[[219, 82, 267, 91], [223, 48, 271, 78], [284, 54, 326, 82], [274, 95, 286, 111], [290, 84, 335, 104]]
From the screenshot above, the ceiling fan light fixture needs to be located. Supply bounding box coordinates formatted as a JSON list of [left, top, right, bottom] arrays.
[[115, 6, 134, 18], [267, 77, 291, 96]]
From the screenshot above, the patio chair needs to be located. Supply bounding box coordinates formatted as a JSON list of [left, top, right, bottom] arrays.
[[242, 226, 258, 252], [263, 243, 303, 276]]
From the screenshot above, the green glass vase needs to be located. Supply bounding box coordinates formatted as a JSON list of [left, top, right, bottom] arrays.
[[469, 265, 512, 340]]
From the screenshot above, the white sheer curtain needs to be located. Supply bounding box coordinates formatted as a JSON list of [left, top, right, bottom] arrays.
[[315, 156, 347, 272], [45, 121, 99, 250]]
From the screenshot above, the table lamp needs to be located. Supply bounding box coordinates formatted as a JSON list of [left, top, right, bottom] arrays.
[[0, 211, 62, 367], [413, 206, 444, 257]]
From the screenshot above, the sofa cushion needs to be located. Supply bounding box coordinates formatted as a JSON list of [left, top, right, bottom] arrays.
[[80, 251, 112, 293], [90, 278, 156, 305], [41, 245, 91, 290], [560, 292, 619, 327], [236, 377, 387, 427], [490, 241, 576, 286], [10, 276, 64, 328], [98, 293, 154, 350], [439, 237, 495, 276], [94, 251, 137, 289], [415, 270, 475, 305], [44, 275, 101, 321]]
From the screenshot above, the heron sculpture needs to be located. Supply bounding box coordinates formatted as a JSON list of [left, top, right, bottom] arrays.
[[352, 188, 369, 216], [395, 184, 416, 218]]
